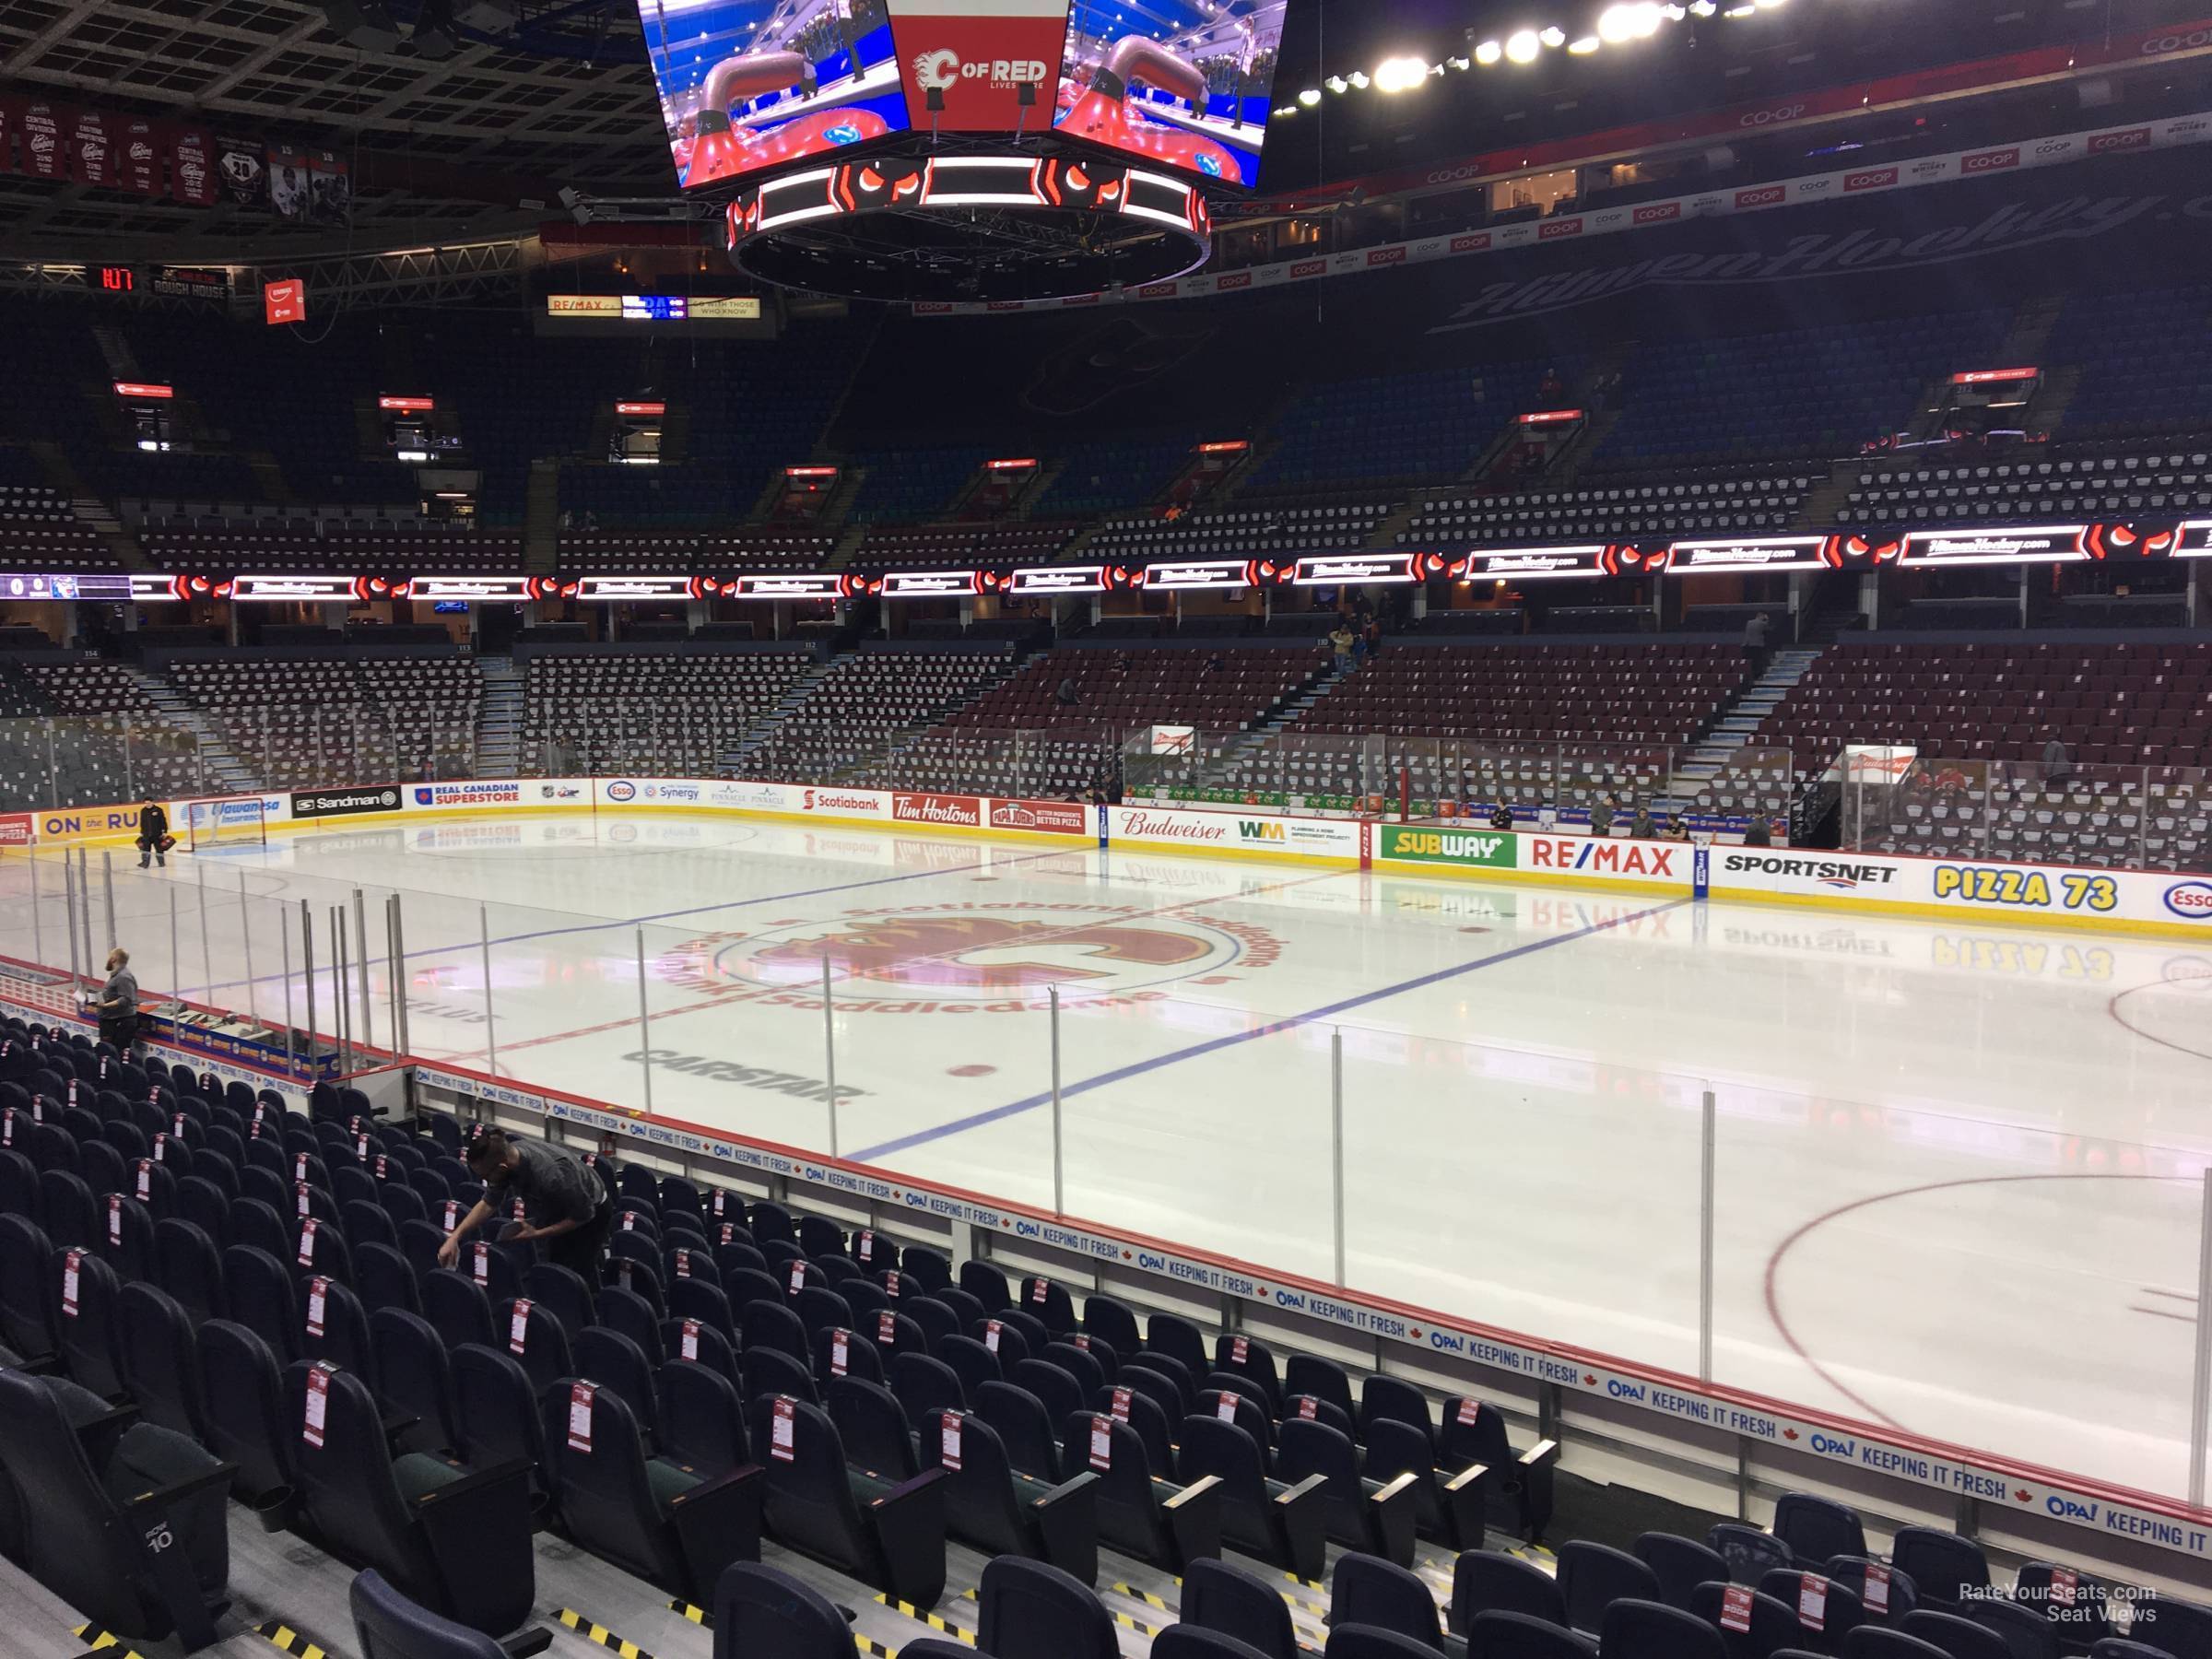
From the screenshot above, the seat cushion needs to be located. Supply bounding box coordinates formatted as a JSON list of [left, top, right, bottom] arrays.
[[648, 1457, 702, 1515], [394, 1451, 465, 1504]]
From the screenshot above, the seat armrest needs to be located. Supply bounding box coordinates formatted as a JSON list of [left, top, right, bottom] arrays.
[[1162, 1474, 1223, 1573], [1031, 1469, 1100, 1587], [1270, 1471, 1331, 1583], [1365, 1468, 1419, 1569], [1442, 1460, 1489, 1551], [417, 1458, 538, 1637], [124, 1459, 240, 1512], [665, 1464, 765, 1600], [867, 1466, 949, 1609]]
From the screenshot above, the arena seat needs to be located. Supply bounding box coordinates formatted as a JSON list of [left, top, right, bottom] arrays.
[[1844, 1632, 1973, 1659], [196, 1318, 296, 1506], [542, 1374, 763, 1600], [55, 1243, 128, 1397], [1692, 1582, 1815, 1659], [1558, 1540, 1665, 1633], [1901, 1611, 2015, 1659], [1176, 1412, 1330, 1582], [1440, 1398, 1558, 1543], [825, 1374, 919, 1479], [116, 1279, 206, 1437], [1641, 1535, 1737, 1612], [2126, 1596, 2212, 1659], [289, 1361, 536, 1635], [0, 1367, 232, 1648], [0, 1212, 55, 1361], [1333, 1552, 1461, 1654], [1759, 1571, 1867, 1653], [1463, 1610, 1599, 1659], [1605, 1599, 1732, 1659], [350, 1568, 515, 1659], [1889, 1530, 1993, 1613], [1277, 1417, 1418, 1566], [707, 1560, 858, 1659], [1060, 1409, 1222, 1573], [300, 1274, 379, 1386], [1712, 1522, 1797, 1583], [924, 1406, 1100, 1584], [745, 1393, 951, 1606]]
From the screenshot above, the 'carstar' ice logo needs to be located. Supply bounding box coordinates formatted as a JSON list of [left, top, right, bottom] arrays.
[[2163, 881, 2212, 919]]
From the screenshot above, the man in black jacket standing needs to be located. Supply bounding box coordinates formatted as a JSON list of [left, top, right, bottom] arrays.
[[136, 799, 171, 868]]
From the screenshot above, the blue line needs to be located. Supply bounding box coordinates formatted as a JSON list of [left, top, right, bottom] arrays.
[[849, 895, 1696, 1163], [194, 846, 1074, 996]]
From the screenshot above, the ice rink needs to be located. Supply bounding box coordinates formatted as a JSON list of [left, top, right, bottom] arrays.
[[13, 810, 2211, 1502]]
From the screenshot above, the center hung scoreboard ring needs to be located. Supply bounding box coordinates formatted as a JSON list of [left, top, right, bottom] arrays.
[[724, 152, 1212, 304]]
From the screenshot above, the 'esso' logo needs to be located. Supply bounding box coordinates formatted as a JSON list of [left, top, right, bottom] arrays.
[[2163, 881, 2212, 919], [606, 782, 638, 803], [1738, 103, 1806, 128]]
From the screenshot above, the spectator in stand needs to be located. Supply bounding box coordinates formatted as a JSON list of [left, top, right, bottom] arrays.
[[1488, 801, 1512, 831], [1056, 676, 1080, 707], [1588, 793, 1618, 836], [1538, 366, 1565, 403], [1742, 610, 1771, 679], [135, 798, 170, 869], [1329, 624, 1354, 667], [2042, 731, 2072, 791], [1743, 816, 1772, 847], [1362, 616, 1382, 662], [1630, 802, 1656, 839], [1663, 812, 1690, 841]]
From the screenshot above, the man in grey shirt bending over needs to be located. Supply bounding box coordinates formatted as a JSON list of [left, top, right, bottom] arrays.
[[439, 1126, 612, 1286]]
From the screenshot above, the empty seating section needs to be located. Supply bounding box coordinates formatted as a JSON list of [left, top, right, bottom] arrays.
[[520, 649, 815, 777], [167, 654, 482, 788], [2047, 282, 2212, 439], [854, 522, 1076, 571], [143, 522, 524, 575], [1758, 641, 2212, 868], [0, 476, 115, 571], [1403, 466, 1818, 548], [849, 449, 992, 524], [2, 659, 207, 806], [703, 530, 842, 571], [948, 646, 1323, 735], [1294, 645, 1745, 747], [1601, 310, 2013, 465], [2, 1010, 2196, 1659], [1244, 360, 1577, 491], [1031, 437, 1201, 516], [749, 647, 1017, 784], [1841, 446, 2212, 529], [1091, 501, 1394, 563]]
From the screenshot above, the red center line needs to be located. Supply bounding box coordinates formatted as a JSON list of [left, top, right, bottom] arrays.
[[429, 864, 1358, 1072]]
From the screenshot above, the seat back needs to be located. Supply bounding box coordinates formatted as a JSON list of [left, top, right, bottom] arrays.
[[1360, 1373, 1433, 1444], [1900, 1611, 2014, 1659], [1154, 1630, 1277, 1659], [1330, 1553, 1443, 1646], [0, 1212, 55, 1359], [1176, 1411, 1268, 1507], [301, 1276, 378, 1385], [1601, 1599, 1729, 1659], [197, 1318, 294, 1500], [1966, 1600, 2062, 1659], [893, 1351, 966, 1425], [494, 1297, 574, 1394], [743, 1394, 873, 1576], [813, 1324, 885, 1389], [660, 1358, 750, 1477], [1559, 1539, 1664, 1633], [1283, 1353, 1356, 1421], [1639, 1533, 1734, 1612], [1689, 1581, 1806, 1659], [1889, 1531, 1990, 1608], [452, 1342, 547, 1476], [1771, 1493, 1866, 1568], [54, 1244, 126, 1397], [828, 1375, 917, 1481], [349, 1568, 508, 1659], [371, 1309, 458, 1452], [1182, 1556, 1300, 1659], [1759, 1571, 1866, 1650], [1211, 1331, 1280, 1410], [709, 1560, 854, 1659], [290, 1361, 436, 1594], [1466, 1610, 1598, 1659], [1458, 1549, 1569, 1630], [2130, 1597, 2212, 1659], [117, 1279, 204, 1436], [974, 1378, 1060, 1481], [594, 1282, 665, 1361], [574, 1325, 659, 1439], [1712, 1523, 1797, 1584], [544, 1375, 679, 1588], [976, 1556, 1117, 1659], [1333, 1625, 1460, 1659]]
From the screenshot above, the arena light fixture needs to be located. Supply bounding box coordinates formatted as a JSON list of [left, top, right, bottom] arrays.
[[1474, 39, 1504, 64], [1569, 34, 1601, 53], [1373, 55, 1430, 92], [1446, 54, 1471, 69], [1325, 73, 1348, 91], [1505, 29, 1542, 62], [1299, 87, 1322, 105], [1347, 69, 1371, 88], [1538, 27, 1566, 47]]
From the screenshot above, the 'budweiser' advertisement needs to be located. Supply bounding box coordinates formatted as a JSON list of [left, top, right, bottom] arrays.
[[893, 793, 983, 829]]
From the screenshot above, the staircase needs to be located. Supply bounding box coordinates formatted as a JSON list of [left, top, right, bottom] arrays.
[[1793, 459, 1863, 534], [29, 441, 143, 568], [723, 653, 851, 771], [523, 462, 561, 571], [474, 657, 524, 777], [130, 665, 261, 795], [88, 324, 141, 382], [2001, 292, 2067, 365], [1680, 646, 1821, 778]]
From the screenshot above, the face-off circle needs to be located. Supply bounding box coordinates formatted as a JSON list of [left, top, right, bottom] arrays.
[[662, 901, 1280, 1008]]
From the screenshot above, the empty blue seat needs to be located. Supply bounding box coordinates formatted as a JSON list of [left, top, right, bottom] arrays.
[[452, 1342, 547, 1484], [350, 1568, 512, 1659], [1759, 1570, 1866, 1653], [926, 1406, 1098, 1586], [827, 1374, 919, 1481], [1157, 1630, 1278, 1659], [422, 1269, 497, 1354], [0, 1211, 56, 1361], [196, 1318, 295, 1507], [1458, 1549, 1568, 1630], [1605, 1599, 1731, 1659], [745, 1392, 950, 1607], [300, 1274, 379, 1387], [1277, 1416, 1417, 1566], [1693, 1581, 1811, 1659], [1176, 1413, 1329, 1583], [1828, 1560, 1919, 1627], [291, 1361, 535, 1636], [2131, 1598, 2212, 1659], [0, 1367, 230, 1648], [542, 1371, 763, 1601], [1440, 1397, 1557, 1543], [1901, 1613, 2014, 1659], [2012, 1564, 2114, 1649], [1773, 1494, 1867, 1570], [1182, 1555, 1297, 1659], [1712, 1522, 1797, 1583], [1332, 1552, 1453, 1651], [372, 1308, 461, 1454], [493, 1296, 572, 1394], [117, 1280, 205, 1437], [977, 1555, 1117, 1659], [1641, 1534, 1735, 1612], [55, 1243, 127, 1397], [1890, 1531, 1990, 1612], [1465, 1610, 1598, 1659], [574, 1324, 660, 1441], [661, 1355, 753, 1477], [1559, 1539, 1664, 1633]]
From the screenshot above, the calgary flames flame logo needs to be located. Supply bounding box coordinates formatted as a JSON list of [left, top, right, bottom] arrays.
[[752, 916, 1211, 989]]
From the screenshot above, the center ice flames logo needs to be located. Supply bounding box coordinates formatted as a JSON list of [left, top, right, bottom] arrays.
[[762, 916, 1205, 988], [675, 902, 1285, 1010]]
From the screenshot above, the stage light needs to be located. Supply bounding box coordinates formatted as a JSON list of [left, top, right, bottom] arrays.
[[1568, 34, 1600, 53], [1298, 87, 1321, 105], [1538, 27, 1565, 47], [1446, 54, 1470, 69], [1347, 69, 1370, 88], [1374, 55, 1430, 92], [1325, 74, 1348, 91], [1474, 39, 1503, 64], [1505, 29, 1541, 62], [1599, 2, 1664, 41]]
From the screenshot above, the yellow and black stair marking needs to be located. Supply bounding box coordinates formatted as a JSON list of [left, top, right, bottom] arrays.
[[666, 1600, 712, 1628], [557, 1607, 656, 1659], [1275, 1577, 1331, 1619], [853, 1635, 897, 1657], [253, 1619, 334, 1659], [1108, 1582, 1173, 1614], [873, 1594, 976, 1644], [70, 1624, 148, 1659]]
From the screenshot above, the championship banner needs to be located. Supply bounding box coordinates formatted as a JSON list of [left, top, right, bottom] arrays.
[[0, 98, 15, 177], [69, 109, 112, 188], [171, 127, 217, 206], [117, 119, 159, 195], [18, 101, 65, 179], [888, 0, 1073, 133]]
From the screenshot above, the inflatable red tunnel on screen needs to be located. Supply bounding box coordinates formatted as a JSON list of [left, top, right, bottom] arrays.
[[1053, 0, 1283, 187]]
